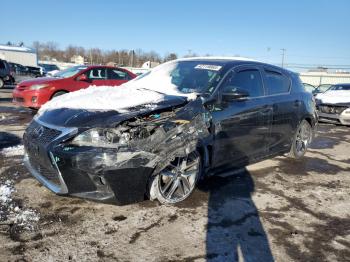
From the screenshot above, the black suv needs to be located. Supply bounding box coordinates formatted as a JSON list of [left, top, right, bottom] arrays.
[[0, 59, 11, 88], [23, 58, 317, 205]]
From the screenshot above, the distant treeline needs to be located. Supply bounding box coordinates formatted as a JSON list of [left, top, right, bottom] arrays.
[[31, 41, 179, 67]]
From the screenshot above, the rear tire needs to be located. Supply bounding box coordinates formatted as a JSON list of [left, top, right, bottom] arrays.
[[149, 151, 202, 204], [288, 119, 312, 159]]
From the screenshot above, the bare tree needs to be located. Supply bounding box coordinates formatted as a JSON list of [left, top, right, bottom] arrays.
[[30, 41, 174, 67]]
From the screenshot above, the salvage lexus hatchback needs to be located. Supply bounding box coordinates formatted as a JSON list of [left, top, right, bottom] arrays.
[[23, 57, 317, 205]]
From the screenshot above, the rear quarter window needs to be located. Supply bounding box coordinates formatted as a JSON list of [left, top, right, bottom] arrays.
[[265, 70, 290, 95]]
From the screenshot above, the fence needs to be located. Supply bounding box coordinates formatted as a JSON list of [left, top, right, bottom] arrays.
[[299, 73, 350, 86]]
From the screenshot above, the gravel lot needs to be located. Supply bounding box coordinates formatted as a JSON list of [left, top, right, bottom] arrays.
[[0, 87, 349, 262]]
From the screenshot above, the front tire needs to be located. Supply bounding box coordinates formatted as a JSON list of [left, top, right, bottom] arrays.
[[149, 151, 201, 204], [288, 119, 313, 159], [51, 91, 67, 99]]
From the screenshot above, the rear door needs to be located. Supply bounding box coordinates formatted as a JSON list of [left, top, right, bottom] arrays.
[[211, 66, 272, 168], [263, 67, 300, 154], [107, 68, 132, 86]]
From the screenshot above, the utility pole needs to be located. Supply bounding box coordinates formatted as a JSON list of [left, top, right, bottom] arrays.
[[281, 48, 286, 68]]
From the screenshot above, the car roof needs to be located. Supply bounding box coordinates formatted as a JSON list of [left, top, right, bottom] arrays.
[[84, 65, 121, 69], [174, 57, 294, 75]]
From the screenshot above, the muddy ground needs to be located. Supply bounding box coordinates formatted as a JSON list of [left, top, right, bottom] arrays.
[[0, 87, 349, 262]]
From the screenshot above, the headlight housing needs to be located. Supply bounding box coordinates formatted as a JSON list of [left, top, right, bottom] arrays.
[[70, 128, 131, 147], [30, 84, 50, 90]]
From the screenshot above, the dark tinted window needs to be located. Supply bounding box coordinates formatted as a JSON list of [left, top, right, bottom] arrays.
[[328, 84, 350, 91], [0, 61, 5, 69], [265, 70, 290, 95], [221, 69, 264, 97], [108, 69, 129, 80], [86, 68, 107, 80]]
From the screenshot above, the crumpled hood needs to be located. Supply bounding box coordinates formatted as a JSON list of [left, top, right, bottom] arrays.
[[36, 94, 189, 128], [316, 90, 350, 104]]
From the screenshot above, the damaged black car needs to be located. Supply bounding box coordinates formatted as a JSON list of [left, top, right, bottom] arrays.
[[23, 58, 317, 205]]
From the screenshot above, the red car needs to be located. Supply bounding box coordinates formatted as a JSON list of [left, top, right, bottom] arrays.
[[13, 65, 136, 109]]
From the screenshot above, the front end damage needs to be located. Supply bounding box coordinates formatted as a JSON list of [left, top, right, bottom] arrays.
[[24, 99, 212, 205]]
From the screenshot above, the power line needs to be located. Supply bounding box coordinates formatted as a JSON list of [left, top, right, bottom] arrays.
[[281, 48, 286, 68]]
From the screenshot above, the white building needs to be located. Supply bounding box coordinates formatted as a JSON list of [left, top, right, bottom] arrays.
[[70, 55, 85, 64], [0, 44, 37, 67]]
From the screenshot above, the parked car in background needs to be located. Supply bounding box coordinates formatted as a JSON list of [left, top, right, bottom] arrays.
[[316, 83, 350, 125], [303, 83, 316, 93], [23, 58, 317, 205], [312, 83, 332, 95], [38, 63, 60, 76], [13, 65, 137, 109], [26, 66, 44, 78], [0, 59, 12, 88], [8, 62, 38, 84]]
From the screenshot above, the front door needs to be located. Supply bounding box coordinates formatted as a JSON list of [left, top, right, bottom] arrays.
[[86, 67, 110, 86], [211, 66, 272, 169]]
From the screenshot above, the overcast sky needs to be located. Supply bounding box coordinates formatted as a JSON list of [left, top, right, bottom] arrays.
[[2, 0, 350, 68]]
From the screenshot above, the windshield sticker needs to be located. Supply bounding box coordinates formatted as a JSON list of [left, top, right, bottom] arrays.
[[195, 64, 222, 71]]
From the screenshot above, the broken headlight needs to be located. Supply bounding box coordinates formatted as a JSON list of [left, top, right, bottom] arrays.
[[70, 128, 131, 147]]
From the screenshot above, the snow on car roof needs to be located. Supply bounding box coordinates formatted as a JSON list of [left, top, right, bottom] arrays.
[[176, 56, 258, 62]]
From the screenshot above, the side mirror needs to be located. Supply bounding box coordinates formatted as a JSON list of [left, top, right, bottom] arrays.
[[222, 88, 249, 102], [76, 74, 89, 82]]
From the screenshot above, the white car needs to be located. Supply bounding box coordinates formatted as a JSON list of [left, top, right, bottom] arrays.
[[316, 84, 350, 125]]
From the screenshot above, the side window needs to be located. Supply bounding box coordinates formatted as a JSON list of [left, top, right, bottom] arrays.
[[86, 68, 107, 80], [221, 69, 264, 97], [0, 61, 5, 70], [265, 70, 290, 95], [108, 69, 129, 80]]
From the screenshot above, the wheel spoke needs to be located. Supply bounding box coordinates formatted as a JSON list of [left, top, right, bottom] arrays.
[[165, 179, 179, 199], [182, 160, 199, 171], [180, 176, 191, 194], [182, 170, 196, 177], [161, 175, 176, 194]]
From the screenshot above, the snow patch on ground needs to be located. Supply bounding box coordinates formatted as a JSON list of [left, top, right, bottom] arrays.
[[0, 181, 13, 203], [0, 178, 40, 230], [1, 145, 24, 157]]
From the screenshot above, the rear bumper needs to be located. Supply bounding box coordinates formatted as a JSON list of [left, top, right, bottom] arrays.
[[317, 111, 350, 126]]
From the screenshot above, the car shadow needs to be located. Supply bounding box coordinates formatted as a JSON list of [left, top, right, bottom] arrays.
[[198, 169, 274, 261], [0, 131, 22, 150]]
